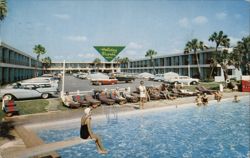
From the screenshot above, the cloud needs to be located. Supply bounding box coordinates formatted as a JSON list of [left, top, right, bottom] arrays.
[[240, 31, 248, 37], [65, 36, 88, 42], [127, 42, 143, 49], [245, 0, 250, 2], [178, 17, 189, 28], [192, 16, 208, 25], [53, 14, 71, 20], [229, 36, 241, 46], [216, 12, 227, 20]]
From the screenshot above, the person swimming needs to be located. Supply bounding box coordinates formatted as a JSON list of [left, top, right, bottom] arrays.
[[233, 95, 240, 103], [201, 93, 208, 105], [195, 94, 202, 106], [80, 105, 107, 154]]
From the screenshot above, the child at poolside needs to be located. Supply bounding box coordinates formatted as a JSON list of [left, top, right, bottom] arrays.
[[201, 93, 208, 105], [195, 94, 202, 106], [233, 95, 240, 103], [80, 105, 107, 154], [139, 81, 148, 109]]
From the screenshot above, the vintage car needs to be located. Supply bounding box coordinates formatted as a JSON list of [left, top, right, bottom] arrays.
[[166, 76, 199, 85], [115, 75, 135, 83], [153, 74, 164, 82], [91, 79, 118, 85], [0, 83, 58, 100]]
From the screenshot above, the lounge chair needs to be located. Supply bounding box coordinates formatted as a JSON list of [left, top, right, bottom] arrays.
[[63, 95, 81, 109], [171, 88, 184, 97], [147, 87, 161, 100], [121, 91, 139, 103], [196, 86, 216, 95], [72, 95, 90, 107], [178, 89, 198, 96], [85, 95, 101, 106], [98, 92, 115, 105], [110, 91, 127, 105]]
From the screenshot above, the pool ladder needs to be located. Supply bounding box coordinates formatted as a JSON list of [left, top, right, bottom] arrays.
[[101, 104, 118, 123]]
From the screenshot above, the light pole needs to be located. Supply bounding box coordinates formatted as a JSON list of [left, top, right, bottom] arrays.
[[61, 60, 65, 98]]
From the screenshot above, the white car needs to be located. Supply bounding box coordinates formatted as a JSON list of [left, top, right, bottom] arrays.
[[167, 76, 199, 85], [21, 78, 59, 88], [153, 74, 164, 82], [0, 83, 58, 100], [78, 73, 88, 79]]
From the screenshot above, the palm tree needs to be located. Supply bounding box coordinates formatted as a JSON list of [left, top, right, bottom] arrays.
[[122, 57, 130, 68], [233, 35, 250, 75], [145, 49, 157, 74], [184, 39, 204, 78], [209, 56, 218, 79], [114, 56, 121, 63], [209, 31, 230, 52], [41, 56, 52, 73], [33, 44, 46, 76], [93, 58, 101, 72], [0, 0, 7, 21], [208, 31, 230, 81]]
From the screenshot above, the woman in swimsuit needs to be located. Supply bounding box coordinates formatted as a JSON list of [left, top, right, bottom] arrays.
[[80, 106, 107, 154]]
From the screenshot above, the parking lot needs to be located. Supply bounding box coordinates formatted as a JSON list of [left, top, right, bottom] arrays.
[[62, 75, 163, 92]]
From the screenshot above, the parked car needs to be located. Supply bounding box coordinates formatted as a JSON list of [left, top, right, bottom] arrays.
[[153, 74, 164, 82], [91, 79, 118, 85], [0, 83, 58, 100], [78, 73, 88, 79], [22, 77, 59, 88], [166, 76, 199, 85], [137, 72, 155, 79], [116, 75, 135, 83]]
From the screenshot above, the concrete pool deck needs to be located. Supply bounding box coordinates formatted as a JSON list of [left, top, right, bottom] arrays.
[[0, 91, 249, 158]]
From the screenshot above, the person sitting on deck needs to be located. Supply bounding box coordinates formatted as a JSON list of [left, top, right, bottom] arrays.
[[201, 93, 208, 105], [233, 95, 240, 103], [214, 90, 223, 102], [64, 92, 80, 108], [195, 94, 202, 106], [80, 105, 107, 154]]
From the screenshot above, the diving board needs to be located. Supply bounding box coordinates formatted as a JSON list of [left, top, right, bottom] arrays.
[[2, 137, 93, 158]]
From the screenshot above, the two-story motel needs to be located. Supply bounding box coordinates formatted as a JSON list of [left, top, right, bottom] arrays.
[[47, 62, 120, 74], [0, 42, 43, 85], [120, 48, 242, 82]]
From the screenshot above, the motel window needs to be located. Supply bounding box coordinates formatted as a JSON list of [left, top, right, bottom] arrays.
[[228, 69, 233, 75]]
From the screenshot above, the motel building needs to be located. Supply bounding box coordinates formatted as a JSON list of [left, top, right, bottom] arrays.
[[120, 48, 242, 82], [47, 62, 121, 74], [0, 42, 43, 85]]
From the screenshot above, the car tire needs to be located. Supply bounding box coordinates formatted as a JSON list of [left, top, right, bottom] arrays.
[[191, 81, 198, 85], [3, 94, 15, 100], [41, 93, 49, 99]]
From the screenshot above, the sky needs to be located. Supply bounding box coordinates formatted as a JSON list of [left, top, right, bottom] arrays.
[[0, 0, 249, 62]]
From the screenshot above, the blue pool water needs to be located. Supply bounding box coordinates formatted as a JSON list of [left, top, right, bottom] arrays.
[[38, 97, 250, 158]]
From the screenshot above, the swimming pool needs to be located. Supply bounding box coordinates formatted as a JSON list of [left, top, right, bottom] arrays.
[[38, 97, 250, 158]]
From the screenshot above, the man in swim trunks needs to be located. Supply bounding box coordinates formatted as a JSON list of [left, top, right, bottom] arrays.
[[80, 105, 107, 154], [139, 81, 148, 109]]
